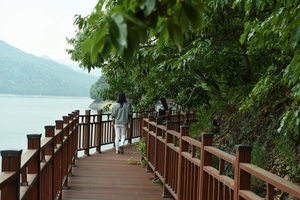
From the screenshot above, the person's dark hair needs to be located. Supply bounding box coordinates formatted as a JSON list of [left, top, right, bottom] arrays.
[[117, 92, 127, 104], [160, 98, 168, 111]]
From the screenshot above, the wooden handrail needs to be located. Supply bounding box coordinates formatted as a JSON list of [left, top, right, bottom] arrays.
[[0, 172, 17, 189], [142, 114, 300, 200], [240, 163, 300, 198]]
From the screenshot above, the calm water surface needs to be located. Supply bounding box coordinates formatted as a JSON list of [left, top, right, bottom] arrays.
[[0, 95, 97, 152]]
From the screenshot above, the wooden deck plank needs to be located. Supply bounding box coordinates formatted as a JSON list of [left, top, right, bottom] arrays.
[[62, 145, 166, 200]]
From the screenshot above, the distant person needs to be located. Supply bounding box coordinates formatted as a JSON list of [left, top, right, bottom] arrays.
[[111, 92, 132, 154], [157, 98, 168, 123]]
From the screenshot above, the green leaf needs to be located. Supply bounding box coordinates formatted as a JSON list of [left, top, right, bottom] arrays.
[[290, 50, 300, 84], [255, 0, 263, 10], [122, 12, 147, 28], [95, 1, 105, 14], [88, 13, 100, 24], [140, 0, 156, 16], [127, 28, 140, 51], [108, 13, 128, 54], [232, 0, 242, 8], [123, 48, 134, 67], [102, 37, 112, 59], [81, 38, 92, 55], [91, 38, 102, 63], [182, 1, 203, 29], [240, 21, 251, 44], [111, 13, 128, 47], [87, 23, 108, 62], [291, 24, 300, 49], [178, 9, 190, 33], [167, 20, 183, 51], [244, 0, 253, 13], [157, 20, 168, 47]]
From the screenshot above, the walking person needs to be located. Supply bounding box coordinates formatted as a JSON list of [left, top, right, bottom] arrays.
[[158, 98, 168, 117], [111, 92, 132, 154], [156, 98, 169, 123]]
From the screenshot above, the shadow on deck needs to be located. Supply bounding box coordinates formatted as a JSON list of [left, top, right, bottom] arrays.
[[62, 144, 166, 200]]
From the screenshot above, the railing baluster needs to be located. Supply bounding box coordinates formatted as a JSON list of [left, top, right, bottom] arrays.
[[266, 183, 275, 200]]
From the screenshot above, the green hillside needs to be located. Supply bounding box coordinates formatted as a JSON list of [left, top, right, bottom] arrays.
[[0, 40, 97, 96]]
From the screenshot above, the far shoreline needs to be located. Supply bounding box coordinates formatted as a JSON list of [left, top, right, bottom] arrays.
[[0, 93, 91, 99], [0, 94, 114, 111]]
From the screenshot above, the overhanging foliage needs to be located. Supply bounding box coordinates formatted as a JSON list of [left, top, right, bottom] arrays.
[[67, 0, 300, 188]]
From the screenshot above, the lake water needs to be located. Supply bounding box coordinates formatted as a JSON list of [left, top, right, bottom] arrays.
[[0, 95, 98, 169]]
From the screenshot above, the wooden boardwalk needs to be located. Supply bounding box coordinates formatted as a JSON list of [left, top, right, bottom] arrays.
[[62, 144, 166, 200]]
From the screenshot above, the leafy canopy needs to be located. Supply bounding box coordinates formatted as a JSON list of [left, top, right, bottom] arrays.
[[67, 0, 300, 183], [79, 0, 207, 65]]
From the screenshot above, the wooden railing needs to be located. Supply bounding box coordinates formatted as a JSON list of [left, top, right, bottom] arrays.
[[142, 113, 300, 200], [0, 110, 80, 200], [76, 110, 145, 156], [2, 108, 298, 200], [0, 109, 148, 200]]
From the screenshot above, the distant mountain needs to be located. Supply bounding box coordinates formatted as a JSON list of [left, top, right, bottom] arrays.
[[41, 55, 102, 77], [0, 40, 98, 97], [55, 59, 102, 77]]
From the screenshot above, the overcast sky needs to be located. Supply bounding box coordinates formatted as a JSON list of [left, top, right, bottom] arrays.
[[0, 0, 98, 62]]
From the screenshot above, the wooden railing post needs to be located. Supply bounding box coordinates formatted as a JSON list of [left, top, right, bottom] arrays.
[[96, 110, 102, 153], [45, 125, 55, 137], [72, 110, 80, 159], [199, 133, 213, 200], [128, 112, 133, 144], [44, 125, 55, 158], [43, 125, 55, 200], [55, 120, 64, 147], [234, 145, 252, 200], [1, 150, 22, 200], [27, 134, 42, 150], [84, 110, 91, 156], [55, 120, 63, 198], [142, 112, 148, 138], [184, 110, 189, 125], [26, 134, 41, 198], [146, 114, 154, 172], [154, 116, 163, 174], [55, 120, 64, 129], [62, 115, 70, 190], [162, 120, 177, 198], [68, 113, 76, 166], [156, 116, 164, 126], [175, 110, 181, 131], [177, 125, 189, 200]]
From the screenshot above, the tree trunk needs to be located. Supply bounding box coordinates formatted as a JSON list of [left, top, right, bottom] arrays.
[[240, 44, 252, 83]]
